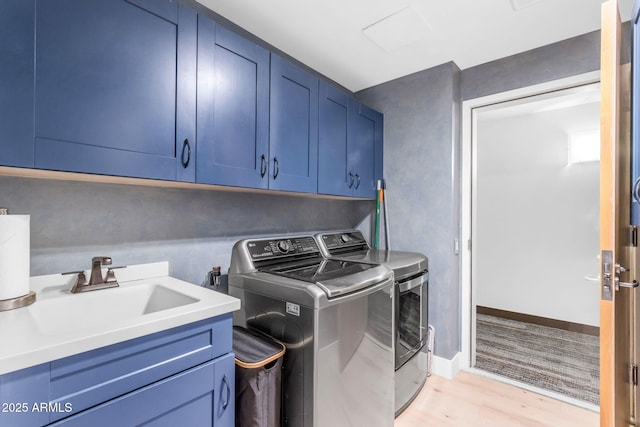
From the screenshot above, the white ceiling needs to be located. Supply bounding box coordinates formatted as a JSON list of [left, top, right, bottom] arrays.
[[197, 0, 634, 93]]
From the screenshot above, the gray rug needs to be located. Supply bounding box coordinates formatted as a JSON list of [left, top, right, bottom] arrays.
[[475, 313, 599, 405]]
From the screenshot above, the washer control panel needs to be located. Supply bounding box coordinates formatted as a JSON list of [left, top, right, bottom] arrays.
[[247, 236, 319, 261], [321, 231, 369, 252]]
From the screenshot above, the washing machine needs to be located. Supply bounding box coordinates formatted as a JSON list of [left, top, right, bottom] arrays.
[[229, 235, 395, 427], [315, 230, 429, 415]]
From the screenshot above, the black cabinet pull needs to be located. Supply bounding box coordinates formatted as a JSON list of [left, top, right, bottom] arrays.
[[348, 172, 354, 188], [221, 374, 231, 410], [181, 139, 191, 168], [260, 154, 267, 178], [273, 157, 279, 179], [634, 177, 640, 204], [354, 173, 360, 189]]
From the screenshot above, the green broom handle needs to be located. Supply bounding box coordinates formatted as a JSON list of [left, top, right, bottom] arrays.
[[374, 180, 381, 249]]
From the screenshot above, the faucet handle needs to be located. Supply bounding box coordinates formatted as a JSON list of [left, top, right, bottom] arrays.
[[62, 270, 85, 276], [68, 271, 88, 293], [105, 265, 126, 284]]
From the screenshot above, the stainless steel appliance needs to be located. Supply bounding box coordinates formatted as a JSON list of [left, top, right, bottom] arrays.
[[315, 230, 429, 416], [229, 235, 395, 427]]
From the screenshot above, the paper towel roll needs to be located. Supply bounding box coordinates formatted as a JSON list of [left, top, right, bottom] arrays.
[[0, 215, 30, 300]]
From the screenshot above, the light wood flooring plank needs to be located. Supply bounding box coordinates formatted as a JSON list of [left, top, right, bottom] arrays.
[[394, 371, 598, 427]]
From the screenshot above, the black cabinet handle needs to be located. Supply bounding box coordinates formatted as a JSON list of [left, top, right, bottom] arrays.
[[348, 171, 354, 188], [354, 174, 360, 189], [634, 177, 640, 204], [221, 374, 231, 410], [260, 154, 267, 178], [181, 139, 191, 168], [273, 157, 279, 179]]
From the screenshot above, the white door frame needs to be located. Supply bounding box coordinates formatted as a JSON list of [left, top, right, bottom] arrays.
[[460, 70, 601, 370]]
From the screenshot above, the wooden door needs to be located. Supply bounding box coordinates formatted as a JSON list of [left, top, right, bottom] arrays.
[[600, 0, 635, 425]]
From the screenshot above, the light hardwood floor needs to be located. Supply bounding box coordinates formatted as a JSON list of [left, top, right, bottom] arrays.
[[395, 371, 599, 427]]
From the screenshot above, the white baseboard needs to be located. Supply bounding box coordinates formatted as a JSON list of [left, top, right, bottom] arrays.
[[431, 352, 462, 380]]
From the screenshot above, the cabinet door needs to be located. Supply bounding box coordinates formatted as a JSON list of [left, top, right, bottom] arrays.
[[0, 364, 49, 427], [50, 359, 218, 427], [349, 100, 383, 199], [34, 0, 197, 182], [213, 353, 235, 427], [269, 55, 319, 193], [197, 18, 270, 189], [318, 82, 351, 197], [0, 0, 34, 168]]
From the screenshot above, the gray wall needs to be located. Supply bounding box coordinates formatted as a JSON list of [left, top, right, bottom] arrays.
[[1, 176, 372, 285], [356, 26, 611, 360], [462, 24, 630, 101], [357, 62, 462, 359]]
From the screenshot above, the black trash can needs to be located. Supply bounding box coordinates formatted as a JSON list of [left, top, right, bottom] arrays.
[[233, 326, 286, 427]]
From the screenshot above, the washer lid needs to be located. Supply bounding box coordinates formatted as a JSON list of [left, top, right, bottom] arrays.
[[260, 258, 387, 299], [316, 231, 428, 280]]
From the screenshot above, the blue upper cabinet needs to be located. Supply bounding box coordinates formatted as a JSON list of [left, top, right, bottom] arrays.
[[349, 100, 383, 199], [318, 82, 350, 196], [269, 55, 319, 193], [33, 0, 197, 182], [0, 0, 35, 168], [196, 18, 270, 189], [1, 0, 382, 197], [318, 82, 383, 199]]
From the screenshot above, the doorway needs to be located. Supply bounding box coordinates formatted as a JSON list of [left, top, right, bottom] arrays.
[[460, 73, 602, 409]]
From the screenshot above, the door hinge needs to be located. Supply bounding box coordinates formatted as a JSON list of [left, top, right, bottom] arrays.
[[631, 364, 638, 387]]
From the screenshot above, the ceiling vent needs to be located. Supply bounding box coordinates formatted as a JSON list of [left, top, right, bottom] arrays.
[[362, 6, 432, 52], [510, 0, 544, 11]]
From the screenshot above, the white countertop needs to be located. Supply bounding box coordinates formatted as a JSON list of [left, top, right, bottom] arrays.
[[0, 262, 240, 375]]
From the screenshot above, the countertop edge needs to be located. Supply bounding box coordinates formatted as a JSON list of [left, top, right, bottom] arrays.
[[0, 299, 240, 376], [0, 266, 241, 376]]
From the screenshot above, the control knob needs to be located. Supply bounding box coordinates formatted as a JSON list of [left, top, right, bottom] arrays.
[[340, 234, 351, 243], [276, 240, 291, 253]]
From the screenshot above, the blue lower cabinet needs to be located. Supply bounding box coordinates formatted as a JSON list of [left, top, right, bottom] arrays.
[[213, 354, 235, 427], [0, 364, 49, 427], [51, 358, 228, 427], [48, 315, 231, 423], [0, 315, 234, 427]]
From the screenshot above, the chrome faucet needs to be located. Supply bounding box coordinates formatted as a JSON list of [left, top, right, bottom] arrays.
[[67, 256, 121, 293]]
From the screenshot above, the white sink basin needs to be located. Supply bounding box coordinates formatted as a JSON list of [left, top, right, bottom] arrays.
[[29, 283, 199, 335], [0, 262, 241, 376]]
